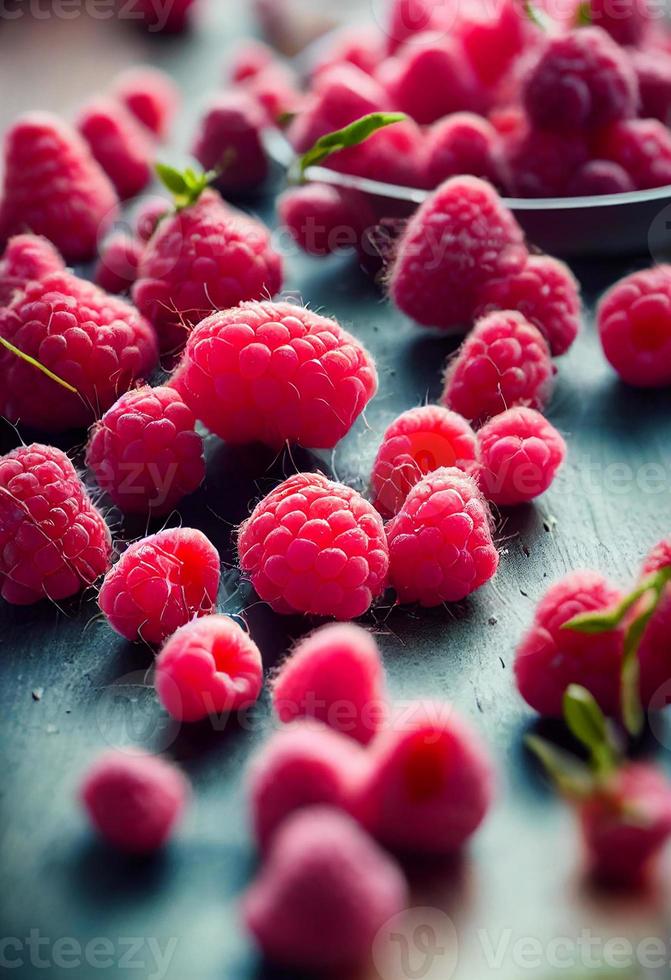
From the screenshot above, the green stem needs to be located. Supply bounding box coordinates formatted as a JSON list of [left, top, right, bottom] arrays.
[[0, 335, 77, 394]]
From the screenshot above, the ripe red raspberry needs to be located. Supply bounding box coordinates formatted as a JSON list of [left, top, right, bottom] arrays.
[[0, 113, 119, 262], [112, 66, 180, 139], [86, 385, 205, 515], [567, 159, 635, 196], [171, 301, 377, 449], [354, 700, 495, 853], [155, 614, 263, 722], [370, 405, 479, 518], [238, 472, 389, 620], [504, 125, 590, 197], [423, 113, 505, 189], [227, 39, 275, 83], [134, 196, 169, 241], [588, 0, 651, 47], [327, 118, 427, 189], [385, 0, 452, 53], [631, 49, 671, 126], [310, 26, 384, 79], [597, 264, 671, 388], [76, 97, 154, 201], [389, 176, 528, 329], [514, 570, 625, 718], [191, 93, 268, 195], [475, 254, 582, 357], [385, 467, 498, 606], [457, 0, 530, 88], [94, 232, 142, 295], [477, 407, 566, 506], [98, 527, 220, 645], [243, 807, 408, 970], [0, 443, 112, 605], [596, 118, 671, 190], [277, 184, 373, 257], [0, 270, 158, 431], [0, 234, 64, 306], [522, 28, 639, 133], [80, 750, 188, 853], [133, 189, 282, 354], [636, 537, 671, 707], [244, 63, 306, 125], [441, 312, 554, 426]]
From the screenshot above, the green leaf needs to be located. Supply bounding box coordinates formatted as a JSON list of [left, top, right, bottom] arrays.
[[155, 164, 217, 210], [0, 335, 77, 394], [574, 0, 592, 24], [155, 163, 188, 195], [296, 112, 407, 178], [562, 576, 659, 635], [525, 734, 595, 799], [563, 684, 607, 748], [523, 0, 553, 30], [619, 567, 671, 736]]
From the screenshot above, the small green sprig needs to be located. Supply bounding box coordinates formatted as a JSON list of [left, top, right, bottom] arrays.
[[292, 112, 407, 182], [0, 335, 77, 394], [155, 164, 219, 210], [522, 0, 554, 31], [574, 0, 593, 25]]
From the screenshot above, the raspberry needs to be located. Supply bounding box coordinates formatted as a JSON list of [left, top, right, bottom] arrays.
[[155, 613, 263, 722], [596, 118, 671, 190], [588, 0, 651, 47], [385, 0, 451, 53], [244, 63, 306, 125], [242, 807, 408, 970], [0, 443, 112, 605], [504, 125, 590, 197], [76, 97, 154, 201], [237, 472, 389, 620], [631, 50, 671, 126], [370, 405, 479, 518], [94, 232, 142, 295], [191, 93, 268, 195], [272, 623, 387, 744], [566, 159, 635, 196], [522, 28, 639, 133], [310, 26, 384, 79], [0, 234, 64, 306], [354, 700, 494, 853], [385, 467, 498, 606], [133, 189, 283, 354], [134, 196, 169, 241], [0, 113, 119, 262], [477, 407, 566, 506], [0, 270, 158, 431], [514, 570, 625, 717], [277, 184, 373, 257], [636, 537, 671, 707], [457, 0, 530, 89], [128, 0, 195, 33], [389, 176, 528, 329], [597, 264, 671, 388], [171, 300, 377, 449], [80, 750, 188, 853], [247, 722, 366, 850], [112, 66, 180, 139], [423, 112, 505, 189], [227, 39, 275, 83], [475, 255, 582, 356], [441, 312, 554, 426], [579, 763, 671, 887], [327, 118, 427, 189], [98, 527, 220, 645], [86, 385, 205, 515]]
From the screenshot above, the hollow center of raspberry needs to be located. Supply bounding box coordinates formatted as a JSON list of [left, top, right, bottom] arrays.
[[212, 636, 245, 677], [631, 311, 670, 352], [403, 734, 447, 803], [409, 432, 459, 474]]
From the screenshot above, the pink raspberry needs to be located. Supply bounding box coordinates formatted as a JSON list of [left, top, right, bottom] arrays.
[[86, 385, 205, 515], [242, 806, 408, 970], [0, 234, 64, 306], [588, 0, 651, 47], [272, 623, 387, 745], [244, 63, 305, 125], [80, 750, 188, 853], [247, 722, 367, 850], [0, 443, 112, 606], [631, 49, 671, 126], [134, 196, 169, 241], [596, 118, 671, 190], [277, 184, 373, 257], [385, 467, 498, 606], [112, 66, 180, 139], [133, 189, 282, 354], [0, 270, 158, 431], [76, 97, 154, 201], [385, 0, 452, 53], [354, 700, 494, 853], [457, 0, 531, 89], [370, 405, 479, 518], [475, 254, 582, 357], [238, 472, 389, 620], [504, 125, 590, 197], [326, 118, 427, 189], [597, 264, 671, 388], [191, 92, 268, 195], [514, 570, 625, 718], [171, 301, 377, 449], [477, 407, 566, 506], [579, 763, 671, 887], [98, 527, 220, 645], [310, 26, 384, 79], [522, 28, 639, 133], [389, 176, 528, 329], [423, 112, 505, 189], [566, 159, 635, 196], [94, 232, 143, 295], [0, 112, 119, 262], [155, 614, 263, 722], [636, 537, 671, 707], [227, 39, 275, 83], [441, 312, 554, 426]]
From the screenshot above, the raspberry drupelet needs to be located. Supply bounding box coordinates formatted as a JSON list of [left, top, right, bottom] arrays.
[[636, 538, 671, 708], [503, 125, 590, 198], [98, 527, 220, 645], [155, 614, 263, 722], [277, 184, 373, 258], [441, 312, 554, 427], [271, 623, 387, 745], [94, 232, 143, 295], [596, 118, 671, 190], [80, 750, 188, 853], [171, 301, 377, 450], [191, 92, 268, 196], [370, 405, 479, 518], [632, 49, 671, 127], [597, 264, 671, 388], [477, 407, 567, 506], [112, 66, 180, 139], [238, 472, 389, 620], [588, 0, 651, 47], [566, 160, 635, 197], [76, 97, 154, 201], [515, 571, 625, 718], [0, 234, 65, 306], [86, 385, 205, 515], [310, 25, 384, 79], [423, 112, 505, 189], [134, 197, 170, 241], [0, 443, 112, 605]]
